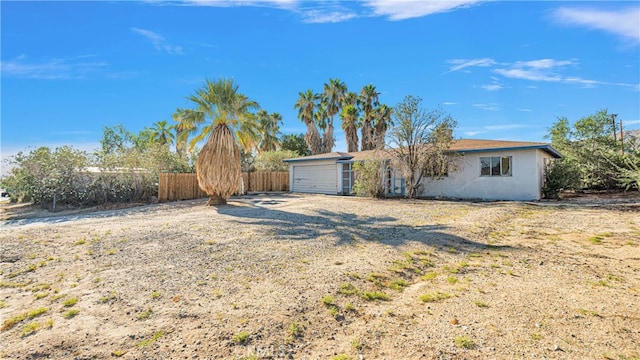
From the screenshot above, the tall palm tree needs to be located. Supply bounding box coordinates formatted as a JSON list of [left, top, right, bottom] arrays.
[[358, 84, 380, 151], [172, 108, 198, 159], [321, 78, 347, 153], [294, 89, 322, 155], [257, 110, 281, 153], [188, 78, 260, 205], [373, 104, 392, 150], [234, 98, 261, 152], [148, 120, 175, 147], [340, 105, 359, 152], [268, 112, 282, 148], [315, 103, 332, 153], [342, 91, 358, 107]]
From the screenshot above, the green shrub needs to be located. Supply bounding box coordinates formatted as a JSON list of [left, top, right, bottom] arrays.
[[339, 283, 359, 295], [454, 335, 475, 349], [321, 295, 334, 306], [361, 291, 390, 301], [419, 291, 450, 303], [542, 159, 580, 199], [1, 126, 194, 208], [232, 331, 250, 345], [352, 160, 385, 198], [255, 150, 299, 172]]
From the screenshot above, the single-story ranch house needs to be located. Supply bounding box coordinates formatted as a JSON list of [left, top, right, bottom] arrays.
[[283, 139, 562, 201]]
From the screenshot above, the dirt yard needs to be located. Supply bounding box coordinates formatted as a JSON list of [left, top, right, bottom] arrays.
[[1, 194, 639, 359]]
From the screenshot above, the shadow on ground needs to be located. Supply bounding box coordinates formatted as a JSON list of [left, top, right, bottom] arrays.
[[216, 201, 514, 254]]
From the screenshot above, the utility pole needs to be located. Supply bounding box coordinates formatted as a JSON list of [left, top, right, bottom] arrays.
[[611, 114, 618, 141], [619, 117, 624, 155]]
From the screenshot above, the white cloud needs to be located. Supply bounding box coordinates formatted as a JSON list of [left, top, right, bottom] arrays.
[[552, 6, 640, 43], [484, 124, 527, 131], [177, 0, 482, 23], [493, 68, 561, 82], [460, 123, 529, 138], [481, 84, 502, 91], [365, 0, 484, 20], [494, 58, 576, 82], [446, 58, 496, 73], [442, 102, 457, 106], [184, 0, 355, 23], [463, 130, 487, 137], [0, 55, 107, 80], [182, 0, 297, 8], [473, 103, 500, 111], [513, 59, 575, 69], [479, 75, 503, 91], [517, 108, 532, 112], [131, 27, 184, 55], [447, 57, 638, 89], [301, 9, 357, 23]]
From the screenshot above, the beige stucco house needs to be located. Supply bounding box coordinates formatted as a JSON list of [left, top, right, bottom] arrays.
[[283, 139, 562, 201]]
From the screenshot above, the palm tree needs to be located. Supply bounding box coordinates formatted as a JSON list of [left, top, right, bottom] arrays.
[[234, 100, 261, 152], [315, 102, 332, 153], [321, 78, 347, 152], [342, 91, 358, 107], [267, 112, 282, 149], [257, 110, 281, 153], [373, 104, 392, 150], [340, 105, 360, 152], [188, 78, 260, 205], [148, 120, 175, 147], [172, 108, 197, 159], [358, 84, 380, 151], [294, 89, 322, 155]]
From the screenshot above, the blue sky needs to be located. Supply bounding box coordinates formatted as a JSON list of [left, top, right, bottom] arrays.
[[2, 0, 639, 172]]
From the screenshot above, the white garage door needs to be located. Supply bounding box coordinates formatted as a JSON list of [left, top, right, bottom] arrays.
[[292, 164, 338, 194]]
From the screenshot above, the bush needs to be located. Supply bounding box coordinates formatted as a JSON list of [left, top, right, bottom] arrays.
[[254, 150, 298, 172], [2, 143, 192, 209], [542, 159, 580, 199], [352, 160, 384, 198], [547, 110, 639, 191], [1, 146, 89, 206], [615, 155, 640, 191]]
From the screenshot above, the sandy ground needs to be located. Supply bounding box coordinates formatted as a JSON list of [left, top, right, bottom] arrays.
[[0, 193, 639, 360]]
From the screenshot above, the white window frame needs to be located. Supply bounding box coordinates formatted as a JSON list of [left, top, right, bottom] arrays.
[[480, 156, 512, 177]]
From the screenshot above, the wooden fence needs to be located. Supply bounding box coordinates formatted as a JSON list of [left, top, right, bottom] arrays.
[[158, 172, 289, 202]]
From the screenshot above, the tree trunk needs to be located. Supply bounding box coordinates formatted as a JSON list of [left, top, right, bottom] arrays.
[[322, 122, 334, 153], [346, 125, 359, 152], [361, 118, 374, 151], [207, 193, 227, 206], [305, 122, 323, 155]]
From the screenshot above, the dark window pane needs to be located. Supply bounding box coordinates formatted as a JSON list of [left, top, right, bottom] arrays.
[[491, 157, 501, 176], [501, 157, 511, 176], [480, 158, 491, 176]]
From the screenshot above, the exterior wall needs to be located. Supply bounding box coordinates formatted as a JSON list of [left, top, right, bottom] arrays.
[[421, 149, 553, 201], [288, 160, 340, 195]]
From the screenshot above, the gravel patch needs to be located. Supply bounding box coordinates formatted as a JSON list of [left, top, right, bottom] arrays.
[[1, 193, 639, 359]]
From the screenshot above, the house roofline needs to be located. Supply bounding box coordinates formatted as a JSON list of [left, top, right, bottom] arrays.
[[283, 153, 353, 163], [283, 142, 563, 163], [453, 144, 562, 158]]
